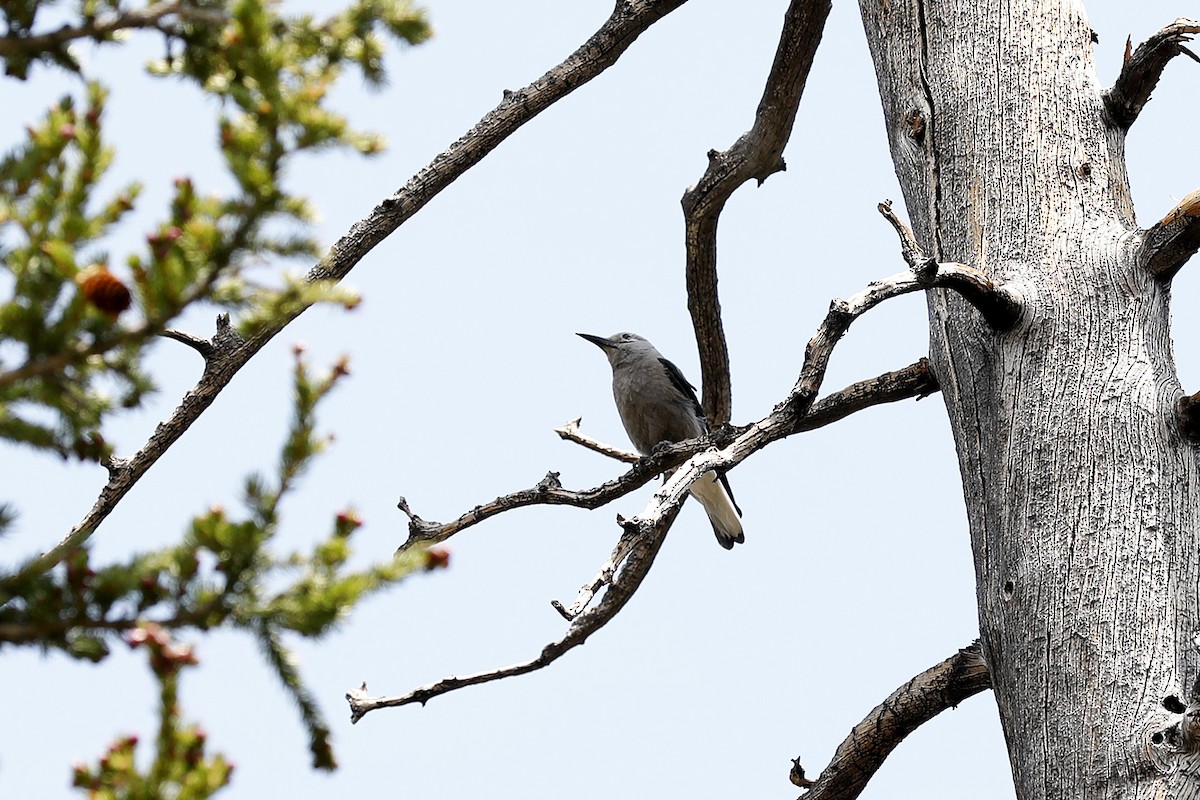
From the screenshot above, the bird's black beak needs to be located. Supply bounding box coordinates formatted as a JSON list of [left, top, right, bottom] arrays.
[[576, 332, 614, 350]]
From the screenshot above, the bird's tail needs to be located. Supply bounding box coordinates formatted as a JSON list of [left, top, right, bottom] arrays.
[[688, 470, 744, 550]]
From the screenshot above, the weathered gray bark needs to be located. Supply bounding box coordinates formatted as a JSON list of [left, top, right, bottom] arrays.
[[859, 1, 1200, 797]]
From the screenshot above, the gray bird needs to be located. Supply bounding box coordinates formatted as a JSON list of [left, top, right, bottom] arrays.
[[577, 332, 744, 549]]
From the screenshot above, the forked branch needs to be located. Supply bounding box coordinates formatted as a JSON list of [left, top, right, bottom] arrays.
[[1103, 18, 1200, 129], [347, 505, 681, 722], [398, 360, 938, 551], [1143, 188, 1200, 280], [877, 201, 1022, 330], [553, 356, 939, 463], [309, 0, 695, 286], [395, 464, 666, 549], [792, 641, 992, 799], [681, 0, 832, 426]]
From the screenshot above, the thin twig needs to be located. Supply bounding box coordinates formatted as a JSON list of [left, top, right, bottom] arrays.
[[160, 328, 215, 360], [1103, 18, 1200, 129], [877, 201, 1022, 329], [554, 418, 639, 463], [681, 0, 832, 426], [551, 522, 642, 620]]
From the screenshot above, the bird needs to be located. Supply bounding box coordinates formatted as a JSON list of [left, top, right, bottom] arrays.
[[577, 331, 744, 549]]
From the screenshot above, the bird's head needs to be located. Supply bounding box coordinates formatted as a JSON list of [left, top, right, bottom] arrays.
[[577, 332, 653, 368]]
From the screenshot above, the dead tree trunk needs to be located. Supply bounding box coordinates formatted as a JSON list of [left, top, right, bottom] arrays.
[[860, 1, 1200, 796]]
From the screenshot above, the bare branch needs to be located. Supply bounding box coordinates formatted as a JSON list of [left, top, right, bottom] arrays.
[[0, 2, 227, 59], [876, 200, 931, 275], [376, 212, 953, 716], [792, 269, 975, 411], [347, 505, 680, 722], [877, 201, 1022, 330], [551, 518, 643, 621], [800, 358, 938, 430], [1103, 18, 1200, 129], [308, 0, 693, 288], [793, 640, 992, 800], [556, 365, 938, 621], [554, 418, 639, 463], [2, 317, 246, 584], [681, 0, 831, 426], [1143, 188, 1200, 280], [398, 359, 938, 551], [396, 460, 668, 550], [159, 328, 215, 360], [0, 0, 695, 587]]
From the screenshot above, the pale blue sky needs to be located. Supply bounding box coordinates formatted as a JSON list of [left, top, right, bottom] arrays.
[[2, 1, 1196, 798]]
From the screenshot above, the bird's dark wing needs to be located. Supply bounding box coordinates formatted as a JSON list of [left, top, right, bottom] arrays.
[[657, 357, 706, 428], [658, 357, 741, 515], [657, 356, 740, 515], [718, 472, 743, 516]]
